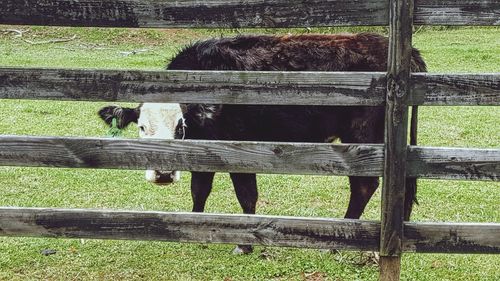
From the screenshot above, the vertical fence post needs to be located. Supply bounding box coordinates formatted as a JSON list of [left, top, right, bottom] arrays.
[[380, 0, 414, 280]]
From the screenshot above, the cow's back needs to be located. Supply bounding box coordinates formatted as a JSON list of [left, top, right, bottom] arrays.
[[168, 33, 426, 72], [168, 33, 426, 143]]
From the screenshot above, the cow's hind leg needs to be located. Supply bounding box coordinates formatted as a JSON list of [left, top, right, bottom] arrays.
[[191, 172, 215, 212], [230, 173, 258, 254], [344, 176, 379, 219], [404, 177, 417, 221]]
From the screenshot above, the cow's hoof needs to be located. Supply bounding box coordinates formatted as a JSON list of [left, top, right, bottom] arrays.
[[233, 245, 253, 255]]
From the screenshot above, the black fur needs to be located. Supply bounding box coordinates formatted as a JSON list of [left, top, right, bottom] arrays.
[[167, 33, 426, 231]]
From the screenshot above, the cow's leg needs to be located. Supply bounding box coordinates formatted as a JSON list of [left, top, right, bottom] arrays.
[[191, 172, 215, 212], [344, 176, 379, 219], [230, 172, 258, 255], [404, 177, 417, 221], [343, 177, 381, 264], [339, 110, 383, 220]]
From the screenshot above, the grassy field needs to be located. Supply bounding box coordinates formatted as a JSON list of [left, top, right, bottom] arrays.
[[0, 25, 499, 280]]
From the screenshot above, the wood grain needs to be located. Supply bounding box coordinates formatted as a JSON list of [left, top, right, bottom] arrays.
[[380, 257, 401, 281], [0, 0, 388, 28], [0, 207, 382, 251], [0, 207, 498, 253], [0, 0, 498, 27], [407, 146, 500, 181], [0, 136, 385, 176], [411, 73, 500, 106], [1, 68, 498, 106], [0, 136, 498, 180], [0, 68, 387, 106], [380, 0, 413, 262], [415, 0, 500, 26], [404, 221, 500, 253]]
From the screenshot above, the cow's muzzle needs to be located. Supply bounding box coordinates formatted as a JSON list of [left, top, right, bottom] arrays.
[[145, 170, 180, 185]]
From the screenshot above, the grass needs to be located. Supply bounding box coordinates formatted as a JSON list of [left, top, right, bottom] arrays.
[[0, 25, 499, 280]]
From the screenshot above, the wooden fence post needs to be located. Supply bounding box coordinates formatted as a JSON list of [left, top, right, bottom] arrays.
[[380, 0, 414, 280]]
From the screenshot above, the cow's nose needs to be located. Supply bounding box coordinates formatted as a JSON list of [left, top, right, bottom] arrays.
[[145, 170, 180, 185]]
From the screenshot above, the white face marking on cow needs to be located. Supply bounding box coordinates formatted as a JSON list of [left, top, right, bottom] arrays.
[[137, 103, 184, 185], [138, 103, 183, 139]]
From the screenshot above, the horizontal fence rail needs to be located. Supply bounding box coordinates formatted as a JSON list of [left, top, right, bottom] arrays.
[[1, 68, 498, 106], [0, 136, 499, 180], [410, 73, 500, 105], [0, 0, 498, 27], [415, 0, 500, 26], [0, 136, 385, 177], [0, 207, 498, 254], [0, 68, 387, 106], [407, 146, 500, 181], [403, 221, 500, 253], [0, 0, 389, 27]]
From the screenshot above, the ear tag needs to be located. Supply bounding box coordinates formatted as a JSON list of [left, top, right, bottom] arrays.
[[107, 117, 123, 138]]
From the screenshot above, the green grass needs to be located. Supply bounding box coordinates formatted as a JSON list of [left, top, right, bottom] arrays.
[[0, 25, 499, 280]]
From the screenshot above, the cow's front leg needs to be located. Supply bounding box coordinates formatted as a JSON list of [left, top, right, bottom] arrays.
[[230, 172, 258, 254], [191, 172, 215, 212], [339, 176, 381, 264], [344, 176, 379, 219]]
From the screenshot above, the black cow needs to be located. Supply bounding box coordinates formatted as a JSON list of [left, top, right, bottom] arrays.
[[100, 33, 426, 254]]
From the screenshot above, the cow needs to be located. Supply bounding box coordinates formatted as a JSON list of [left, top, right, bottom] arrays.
[[99, 33, 426, 254]]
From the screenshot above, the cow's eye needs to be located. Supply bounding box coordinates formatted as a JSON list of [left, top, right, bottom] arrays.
[[139, 125, 146, 132]]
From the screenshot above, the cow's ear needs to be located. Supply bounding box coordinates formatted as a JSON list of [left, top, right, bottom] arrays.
[[98, 105, 140, 129]]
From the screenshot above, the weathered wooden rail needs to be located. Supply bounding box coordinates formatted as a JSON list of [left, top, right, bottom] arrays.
[[0, 0, 499, 280], [1, 207, 499, 254], [1, 68, 499, 105], [0, 136, 498, 181], [1, 0, 498, 27]]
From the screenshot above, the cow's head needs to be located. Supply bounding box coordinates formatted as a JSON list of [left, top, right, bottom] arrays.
[[98, 103, 184, 185]]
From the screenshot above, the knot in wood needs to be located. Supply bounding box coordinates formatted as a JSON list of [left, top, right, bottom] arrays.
[[395, 81, 408, 98], [272, 146, 284, 156]]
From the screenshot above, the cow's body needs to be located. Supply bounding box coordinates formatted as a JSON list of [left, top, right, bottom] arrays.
[[99, 33, 426, 254]]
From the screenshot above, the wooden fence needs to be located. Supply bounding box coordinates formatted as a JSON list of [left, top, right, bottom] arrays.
[[0, 0, 499, 280]]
